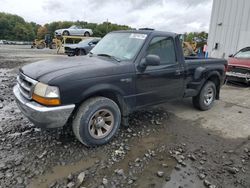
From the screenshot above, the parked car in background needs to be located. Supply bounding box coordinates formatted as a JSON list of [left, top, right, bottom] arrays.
[[55, 25, 93, 37], [0, 40, 7, 44], [64, 38, 101, 56], [226, 47, 250, 85]]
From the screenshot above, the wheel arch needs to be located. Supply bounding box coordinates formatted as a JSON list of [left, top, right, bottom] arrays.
[[63, 30, 70, 35], [206, 71, 221, 100], [79, 48, 86, 55], [193, 70, 222, 99], [77, 84, 129, 117], [75, 48, 80, 55], [84, 31, 90, 36]]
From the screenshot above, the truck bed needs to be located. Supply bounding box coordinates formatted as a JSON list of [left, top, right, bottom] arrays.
[[185, 56, 227, 66], [183, 56, 227, 98]]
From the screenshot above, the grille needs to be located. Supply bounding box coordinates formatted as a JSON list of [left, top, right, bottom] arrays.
[[17, 73, 37, 100], [64, 47, 71, 51], [64, 47, 74, 53], [231, 67, 249, 74]]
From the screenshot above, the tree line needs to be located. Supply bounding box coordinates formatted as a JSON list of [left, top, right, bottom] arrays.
[[0, 12, 37, 41], [0, 12, 131, 41]]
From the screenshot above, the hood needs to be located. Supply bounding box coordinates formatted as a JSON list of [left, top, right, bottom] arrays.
[[55, 29, 64, 33], [64, 43, 88, 49], [20, 56, 134, 84], [55, 29, 63, 32], [228, 57, 250, 69], [64, 44, 79, 49]]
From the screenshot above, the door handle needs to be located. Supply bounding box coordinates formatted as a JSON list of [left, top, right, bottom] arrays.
[[175, 70, 181, 75], [120, 78, 132, 83]]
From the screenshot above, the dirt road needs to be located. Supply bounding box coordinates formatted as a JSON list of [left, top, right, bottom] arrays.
[[0, 45, 249, 188]]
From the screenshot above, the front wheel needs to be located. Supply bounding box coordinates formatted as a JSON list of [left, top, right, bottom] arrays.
[[72, 97, 121, 146], [76, 49, 86, 56], [192, 81, 216, 111], [37, 43, 45, 49], [62, 31, 70, 36]]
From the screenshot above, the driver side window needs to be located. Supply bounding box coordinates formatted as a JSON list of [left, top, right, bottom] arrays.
[[147, 37, 177, 65]]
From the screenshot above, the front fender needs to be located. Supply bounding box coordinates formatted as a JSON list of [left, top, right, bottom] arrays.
[[80, 83, 125, 101], [78, 84, 132, 117]]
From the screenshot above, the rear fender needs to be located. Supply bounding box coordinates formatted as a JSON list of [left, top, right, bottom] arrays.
[[197, 71, 221, 99]]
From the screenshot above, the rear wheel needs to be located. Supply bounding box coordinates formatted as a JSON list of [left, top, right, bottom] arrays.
[[72, 97, 121, 146], [192, 81, 216, 111], [84, 32, 90, 37], [49, 43, 56, 49]]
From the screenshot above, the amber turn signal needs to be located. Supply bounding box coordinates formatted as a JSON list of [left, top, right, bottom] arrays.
[[32, 94, 61, 106]]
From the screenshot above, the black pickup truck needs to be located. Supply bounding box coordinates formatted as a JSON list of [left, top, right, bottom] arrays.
[[13, 30, 227, 146]]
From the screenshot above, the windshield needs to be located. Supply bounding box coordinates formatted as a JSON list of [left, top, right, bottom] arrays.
[[234, 48, 250, 59], [69, 25, 80, 29], [91, 32, 147, 61]]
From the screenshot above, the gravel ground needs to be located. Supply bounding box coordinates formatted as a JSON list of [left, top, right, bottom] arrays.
[[0, 45, 249, 188]]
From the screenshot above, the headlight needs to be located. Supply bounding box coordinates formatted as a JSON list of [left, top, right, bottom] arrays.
[[32, 82, 61, 106]]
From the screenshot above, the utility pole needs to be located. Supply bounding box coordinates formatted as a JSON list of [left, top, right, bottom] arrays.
[[106, 19, 109, 33]]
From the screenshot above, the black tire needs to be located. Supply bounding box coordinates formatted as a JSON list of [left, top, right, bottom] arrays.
[[72, 97, 121, 146], [62, 31, 70, 36], [49, 43, 56, 49], [192, 81, 216, 111], [76, 49, 86, 56], [84, 32, 90, 37], [37, 43, 45, 49]]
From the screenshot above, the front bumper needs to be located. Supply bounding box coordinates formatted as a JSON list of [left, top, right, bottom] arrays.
[[54, 31, 62, 36], [13, 85, 75, 128], [226, 71, 250, 84], [64, 47, 76, 56]]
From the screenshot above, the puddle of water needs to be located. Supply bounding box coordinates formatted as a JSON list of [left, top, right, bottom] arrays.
[[110, 128, 176, 174], [28, 154, 105, 188], [82, 127, 177, 187], [163, 162, 203, 188], [135, 156, 176, 188]]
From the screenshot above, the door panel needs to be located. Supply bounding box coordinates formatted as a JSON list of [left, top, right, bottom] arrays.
[[70, 29, 76, 35], [136, 36, 184, 107], [136, 64, 184, 107], [79, 29, 85, 35]]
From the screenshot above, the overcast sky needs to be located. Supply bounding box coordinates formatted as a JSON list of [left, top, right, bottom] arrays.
[[0, 0, 213, 33]]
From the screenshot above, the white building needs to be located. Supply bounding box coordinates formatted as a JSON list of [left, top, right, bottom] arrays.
[[207, 0, 250, 58]]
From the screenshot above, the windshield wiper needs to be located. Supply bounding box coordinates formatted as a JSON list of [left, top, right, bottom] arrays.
[[96, 53, 121, 62]]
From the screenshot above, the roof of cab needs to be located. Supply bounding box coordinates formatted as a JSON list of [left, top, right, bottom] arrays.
[[111, 29, 178, 38]]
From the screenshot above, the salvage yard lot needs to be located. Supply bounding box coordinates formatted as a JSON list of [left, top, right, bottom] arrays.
[[0, 45, 250, 188]]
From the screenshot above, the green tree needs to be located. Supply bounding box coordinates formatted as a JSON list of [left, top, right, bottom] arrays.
[[0, 12, 36, 41]]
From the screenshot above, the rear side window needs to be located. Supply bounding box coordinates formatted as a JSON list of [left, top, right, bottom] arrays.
[[147, 37, 176, 65]]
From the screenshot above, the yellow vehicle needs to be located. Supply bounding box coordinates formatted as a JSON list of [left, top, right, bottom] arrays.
[[31, 34, 61, 49], [31, 39, 46, 49], [182, 41, 196, 56]]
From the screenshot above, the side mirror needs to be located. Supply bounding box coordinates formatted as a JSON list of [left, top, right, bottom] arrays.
[[88, 42, 94, 46], [228, 54, 234, 58], [142, 54, 160, 67]]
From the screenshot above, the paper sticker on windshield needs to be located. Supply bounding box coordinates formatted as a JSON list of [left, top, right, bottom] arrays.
[[129, 33, 147, 40]]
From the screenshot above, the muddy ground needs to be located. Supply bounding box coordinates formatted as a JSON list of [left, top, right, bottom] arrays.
[[0, 45, 250, 188]]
